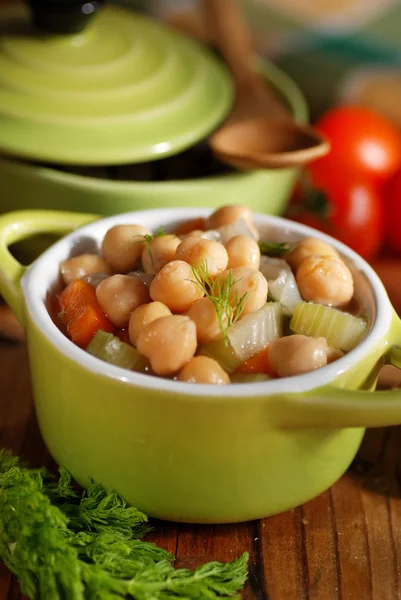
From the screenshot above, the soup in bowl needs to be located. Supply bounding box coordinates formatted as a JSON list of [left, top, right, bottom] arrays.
[[0, 206, 400, 523]]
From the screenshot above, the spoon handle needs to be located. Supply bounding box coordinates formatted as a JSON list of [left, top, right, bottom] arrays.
[[202, 0, 259, 88]]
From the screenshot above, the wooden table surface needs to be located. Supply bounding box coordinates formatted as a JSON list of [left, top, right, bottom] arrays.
[[1, 329, 401, 600]]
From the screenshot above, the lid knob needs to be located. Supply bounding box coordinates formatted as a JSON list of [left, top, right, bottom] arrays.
[[26, 0, 104, 35]]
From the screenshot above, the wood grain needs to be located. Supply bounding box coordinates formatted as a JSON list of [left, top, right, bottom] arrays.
[[260, 509, 307, 599], [301, 490, 340, 599], [1, 342, 401, 599]]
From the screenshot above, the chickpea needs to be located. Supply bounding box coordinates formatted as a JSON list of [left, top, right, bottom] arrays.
[[175, 237, 228, 276], [141, 234, 181, 275], [181, 229, 204, 239], [205, 205, 259, 240], [175, 236, 198, 253], [187, 297, 227, 344], [149, 260, 204, 312], [226, 235, 260, 270], [101, 224, 151, 273], [296, 255, 354, 307], [286, 237, 339, 272], [96, 274, 150, 328], [136, 315, 197, 375], [127, 272, 154, 287], [82, 272, 110, 289], [219, 267, 268, 319], [178, 356, 230, 384], [268, 334, 328, 377], [327, 346, 344, 363], [128, 301, 172, 346], [60, 254, 112, 286]]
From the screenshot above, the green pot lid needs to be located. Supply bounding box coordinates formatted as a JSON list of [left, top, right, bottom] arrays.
[[0, 4, 234, 165]]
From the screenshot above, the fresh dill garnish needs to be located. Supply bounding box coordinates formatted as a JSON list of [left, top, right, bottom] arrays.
[[0, 450, 248, 600], [191, 262, 248, 345], [142, 227, 166, 244], [141, 227, 166, 265], [258, 241, 290, 257]]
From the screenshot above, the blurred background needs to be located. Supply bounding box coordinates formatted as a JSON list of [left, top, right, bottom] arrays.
[[120, 0, 401, 123]]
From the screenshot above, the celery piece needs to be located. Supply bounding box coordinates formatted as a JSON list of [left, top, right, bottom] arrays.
[[198, 338, 241, 374], [230, 373, 271, 384], [290, 302, 368, 351], [86, 329, 111, 356], [87, 330, 148, 372]]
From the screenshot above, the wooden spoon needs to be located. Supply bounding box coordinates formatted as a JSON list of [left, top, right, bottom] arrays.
[[205, 0, 330, 170]]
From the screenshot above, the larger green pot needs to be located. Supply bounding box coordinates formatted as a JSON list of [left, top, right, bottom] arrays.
[[0, 61, 307, 218], [2, 208, 400, 524]]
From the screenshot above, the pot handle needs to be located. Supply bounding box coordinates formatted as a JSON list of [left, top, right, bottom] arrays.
[[272, 339, 401, 429], [0, 210, 98, 324]]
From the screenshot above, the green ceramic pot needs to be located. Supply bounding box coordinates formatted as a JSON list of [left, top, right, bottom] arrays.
[[2, 207, 400, 524], [0, 3, 233, 165], [0, 61, 307, 218]]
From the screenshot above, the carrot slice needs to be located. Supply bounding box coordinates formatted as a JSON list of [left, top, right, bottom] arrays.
[[67, 305, 114, 347], [59, 279, 94, 325], [58, 279, 114, 347], [174, 217, 206, 236], [235, 346, 276, 377]]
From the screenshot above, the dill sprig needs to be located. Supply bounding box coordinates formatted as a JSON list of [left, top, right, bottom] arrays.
[[258, 241, 290, 257], [191, 262, 248, 344], [0, 450, 248, 600], [142, 227, 166, 246], [141, 227, 166, 265]]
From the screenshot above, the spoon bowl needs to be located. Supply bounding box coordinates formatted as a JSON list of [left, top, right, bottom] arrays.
[[211, 117, 330, 170]]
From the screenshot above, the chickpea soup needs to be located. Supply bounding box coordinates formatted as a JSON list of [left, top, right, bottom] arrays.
[[51, 205, 368, 385]]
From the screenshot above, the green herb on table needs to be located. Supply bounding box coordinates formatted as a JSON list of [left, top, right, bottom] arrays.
[[258, 241, 290, 257], [0, 450, 248, 600]]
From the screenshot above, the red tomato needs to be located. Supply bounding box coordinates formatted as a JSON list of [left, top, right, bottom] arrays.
[[288, 169, 384, 261], [383, 170, 401, 253], [312, 106, 401, 186]]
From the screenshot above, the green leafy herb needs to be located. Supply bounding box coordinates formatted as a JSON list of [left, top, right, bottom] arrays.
[[142, 228, 166, 266], [0, 450, 248, 600], [191, 263, 248, 344], [258, 241, 290, 257]]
